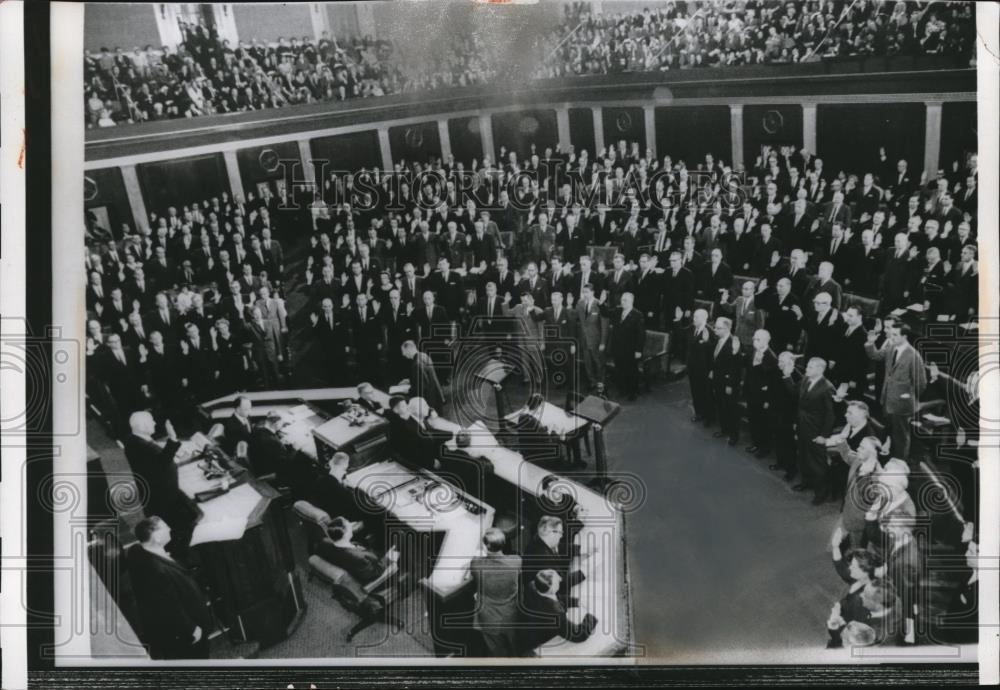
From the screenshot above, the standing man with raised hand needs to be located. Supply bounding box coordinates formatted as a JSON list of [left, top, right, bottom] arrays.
[[795, 357, 837, 504], [604, 292, 646, 401], [865, 318, 926, 464], [709, 316, 742, 445], [574, 283, 608, 394], [685, 308, 716, 425]]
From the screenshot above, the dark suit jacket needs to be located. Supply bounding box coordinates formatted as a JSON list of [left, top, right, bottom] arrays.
[[698, 262, 733, 302], [221, 414, 254, 456], [743, 349, 779, 406], [607, 308, 646, 361], [309, 473, 365, 522], [126, 546, 213, 659], [519, 581, 597, 652], [709, 334, 742, 394], [315, 538, 385, 586], [797, 377, 836, 439], [123, 434, 182, 520], [469, 552, 522, 630]]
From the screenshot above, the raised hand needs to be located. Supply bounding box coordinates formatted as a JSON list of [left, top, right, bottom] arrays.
[[310, 312, 319, 326]]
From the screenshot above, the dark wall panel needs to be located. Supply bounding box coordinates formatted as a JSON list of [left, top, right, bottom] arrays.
[[742, 104, 803, 171], [84, 4, 159, 54], [491, 109, 558, 160], [816, 103, 925, 180], [388, 121, 442, 165], [236, 140, 302, 198], [602, 106, 646, 153], [568, 108, 595, 157], [310, 130, 381, 172], [940, 101, 977, 173], [655, 105, 731, 169], [84, 167, 131, 239], [448, 116, 484, 165], [233, 3, 313, 44], [137, 154, 228, 215]]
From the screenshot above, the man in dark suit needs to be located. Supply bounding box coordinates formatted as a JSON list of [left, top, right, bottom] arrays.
[[426, 257, 464, 319], [123, 412, 194, 553], [853, 229, 884, 296], [221, 395, 255, 457], [519, 569, 597, 653], [603, 253, 635, 309], [881, 233, 919, 311], [100, 333, 146, 429], [382, 289, 417, 382], [521, 516, 584, 597], [763, 276, 804, 353], [574, 283, 607, 393], [309, 452, 366, 523], [802, 291, 843, 377], [315, 516, 399, 587], [350, 293, 384, 385], [542, 290, 578, 392], [835, 307, 870, 394], [698, 248, 732, 304], [709, 317, 743, 445], [632, 253, 662, 330], [770, 351, 801, 480], [402, 339, 445, 412], [743, 329, 779, 458], [604, 292, 646, 401], [721, 280, 765, 345], [470, 529, 523, 657], [127, 517, 213, 659], [146, 292, 181, 345], [569, 255, 604, 302], [685, 308, 715, 424], [310, 298, 351, 385], [795, 357, 837, 504], [517, 262, 550, 309], [247, 411, 295, 482]]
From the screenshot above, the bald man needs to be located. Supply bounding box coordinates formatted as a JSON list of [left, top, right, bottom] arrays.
[[123, 412, 193, 557]]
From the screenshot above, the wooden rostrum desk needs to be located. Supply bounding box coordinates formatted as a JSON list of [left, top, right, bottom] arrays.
[[199, 388, 633, 657], [173, 434, 305, 648]]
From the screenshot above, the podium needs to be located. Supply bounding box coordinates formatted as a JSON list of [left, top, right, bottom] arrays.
[[572, 396, 621, 490]]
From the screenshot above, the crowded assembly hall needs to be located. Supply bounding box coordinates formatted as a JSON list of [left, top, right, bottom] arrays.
[[81, 0, 981, 662]]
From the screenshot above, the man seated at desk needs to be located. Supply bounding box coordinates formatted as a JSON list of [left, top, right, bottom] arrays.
[[310, 451, 367, 524], [438, 430, 495, 502], [353, 382, 387, 414], [385, 395, 453, 471], [526, 475, 585, 552], [519, 569, 598, 654], [316, 516, 399, 588], [248, 410, 296, 482], [522, 516, 586, 598], [221, 395, 255, 456]]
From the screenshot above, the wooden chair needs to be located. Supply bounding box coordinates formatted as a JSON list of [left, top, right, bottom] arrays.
[[693, 298, 716, 320], [843, 292, 881, 318], [640, 330, 670, 390], [292, 501, 406, 641]]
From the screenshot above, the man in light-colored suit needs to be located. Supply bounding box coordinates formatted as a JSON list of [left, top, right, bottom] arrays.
[[574, 283, 608, 392], [502, 291, 545, 384], [469, 528, 522, 657], [721, 280, 765, 344], [865, 318, 926, 463]]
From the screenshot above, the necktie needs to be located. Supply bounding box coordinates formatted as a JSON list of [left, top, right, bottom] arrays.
[[891, 348, 899, 367], [117, 351, 126, 366], [714, 338, 724, 358], [488, 299, 494, 319]]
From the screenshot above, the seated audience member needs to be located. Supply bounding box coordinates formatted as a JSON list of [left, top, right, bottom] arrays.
[[247, 410, 295, 481], [519, 569, 598, 653], [221, 395, 255, 456], [438, 430, 495, 501], [385, 395, 451, 471], [316, 516, 399, 588], [354, 382, 386, 413], [127, 516, 213, 660], [522, 515, 585, 596], [469, 528, 522, 657]]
